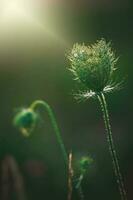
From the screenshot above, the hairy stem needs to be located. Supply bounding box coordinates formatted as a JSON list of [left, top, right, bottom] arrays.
[[30, 100, 68, 164], [98, 92, 127, 200]]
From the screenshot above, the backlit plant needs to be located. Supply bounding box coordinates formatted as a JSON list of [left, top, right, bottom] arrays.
[[13, 100, 68, 164], [76, 156, 93, 200], [13, 38, 127, 200], [68, 38, 127, 200], [13, 101, 92, 200]]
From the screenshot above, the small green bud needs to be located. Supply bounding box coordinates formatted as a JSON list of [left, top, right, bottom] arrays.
[[79, 156, 93, 173], [13, 108, 38, 137], [68, 39, 120, 99]]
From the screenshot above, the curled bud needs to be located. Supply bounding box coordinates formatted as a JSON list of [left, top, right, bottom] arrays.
[[68, 39, 120, 99], [13, 108, 38, 137], [79, 156, 93, 173]]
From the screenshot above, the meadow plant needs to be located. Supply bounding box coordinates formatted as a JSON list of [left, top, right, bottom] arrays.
[[13, 101, 90, 200], [13, 39, 127, 200], [75, 156, 93, 200], [13, 100, 68, 164], [76, 156, 93, 189], [68, 39, 127, 200]]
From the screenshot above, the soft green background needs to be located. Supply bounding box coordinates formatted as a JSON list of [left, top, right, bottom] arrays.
[[0, 0, 132, 199]]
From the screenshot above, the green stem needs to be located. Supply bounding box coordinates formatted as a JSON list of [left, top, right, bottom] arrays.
[[77, 185, 84, 200], [73, 176, 84, 200], [76, 174, 84, 200], [76, 174, 84, 189], [30, 100, 84, 200], [97, 92, 127, 200], [30, 100, 68, 165]]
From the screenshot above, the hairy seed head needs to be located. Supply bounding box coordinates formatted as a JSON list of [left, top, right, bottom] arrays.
[[68, 39, 118, 97]]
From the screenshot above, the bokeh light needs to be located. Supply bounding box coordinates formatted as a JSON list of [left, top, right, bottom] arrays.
[[0, 0, 68, 50]]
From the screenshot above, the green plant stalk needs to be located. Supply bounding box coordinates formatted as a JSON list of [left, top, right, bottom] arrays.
[[30, 100, 68, 164], [76, 174, 84, 189], [30, 100, 84, 200], [73, 174, 85, 200], [77, 185, 84, 200], [97, 92, 127, 200]]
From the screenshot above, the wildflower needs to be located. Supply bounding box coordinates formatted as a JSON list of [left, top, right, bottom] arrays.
[[68, 39, 127, 199], [68, 39, 120, 100]]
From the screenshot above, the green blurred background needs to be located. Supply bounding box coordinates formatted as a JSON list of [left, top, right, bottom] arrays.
[[0, 0, 132, 199]]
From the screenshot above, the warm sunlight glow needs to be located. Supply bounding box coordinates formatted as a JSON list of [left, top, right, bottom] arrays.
[[0, 0, 68, 47], [1, 0, 40, 25], [1, 1, 23, 19]]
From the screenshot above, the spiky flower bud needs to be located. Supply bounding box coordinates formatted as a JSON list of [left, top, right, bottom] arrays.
[[13, 108, 38, 137], [79, 156, 93, 173], [68, 39, 119, 99]]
